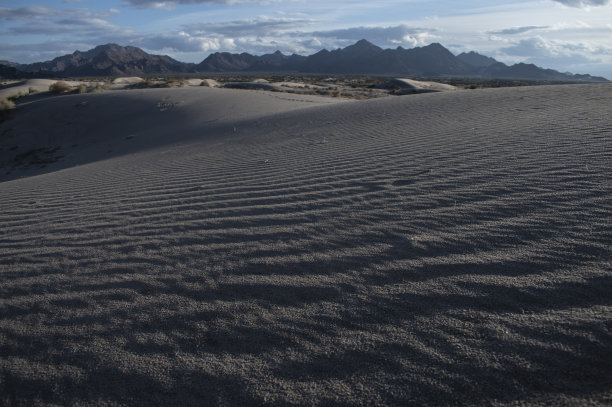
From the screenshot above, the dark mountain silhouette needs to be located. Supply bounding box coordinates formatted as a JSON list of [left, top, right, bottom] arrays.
[[1, 64, 32, 79], [0, 60, 21, 69], [3, 41, 608, 82], [195, 40, 608, 81], [480, 62, 587, 81], [300, 39, 385, 73], [197, 50, 306, 72], [17, 44, 196, 77], [457, 51, 498, 69]]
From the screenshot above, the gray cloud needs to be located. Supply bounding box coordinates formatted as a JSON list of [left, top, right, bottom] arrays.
[[124, 0, 257, 9], [0, 6, 127, 38], [185, 17, 314, 36], [0, 6, 116, 22], [0, 6, 61, 21], [552, 0, 611, 7], [489, 26, 548, 35]]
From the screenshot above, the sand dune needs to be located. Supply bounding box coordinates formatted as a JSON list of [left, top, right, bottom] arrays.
[[1, 84, 611, 405], [1, 87, 347, 181], [377, 78, 458, 94]]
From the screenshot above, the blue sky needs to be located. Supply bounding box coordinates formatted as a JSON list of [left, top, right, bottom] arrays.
[[1, 0, 611, 78]]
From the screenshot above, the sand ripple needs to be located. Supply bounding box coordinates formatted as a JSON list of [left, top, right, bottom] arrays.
[[1, 84, 611, 405]]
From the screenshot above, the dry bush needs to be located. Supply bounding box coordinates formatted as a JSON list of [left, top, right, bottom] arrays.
[[90, 83, 107, 93], [49, 81, 72, 94], [0, 98, 15, 121], [0, 98, 15, 111], [77, 84, 88, 94], [8, 91, 27, 101], [28, 87, 38, 94]]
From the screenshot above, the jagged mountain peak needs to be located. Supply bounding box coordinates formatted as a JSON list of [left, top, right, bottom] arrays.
[[457, 51, 498, 68], [342, 39, 383, 54], [6, 40, 608, 82]]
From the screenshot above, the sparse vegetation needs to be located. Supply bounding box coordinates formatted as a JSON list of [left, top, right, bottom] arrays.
[[77, 84, 88, 94], [1, 98, 16, 111], [91, 83, 107, 93], [0, 98, 16, 121], [49, 80, 72, 94], [7, 91, 26, 101]]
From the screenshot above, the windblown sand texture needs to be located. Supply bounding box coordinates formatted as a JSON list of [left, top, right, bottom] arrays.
[[1, 84, 611, 405]]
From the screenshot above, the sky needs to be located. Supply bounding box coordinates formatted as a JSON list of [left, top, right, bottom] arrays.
[[1, 0, 611, 78]]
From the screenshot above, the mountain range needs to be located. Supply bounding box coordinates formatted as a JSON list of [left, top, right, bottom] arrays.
[[1, 40, 608, 82]]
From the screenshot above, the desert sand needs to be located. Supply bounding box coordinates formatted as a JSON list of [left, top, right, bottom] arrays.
[[1, 83, 611, 405]]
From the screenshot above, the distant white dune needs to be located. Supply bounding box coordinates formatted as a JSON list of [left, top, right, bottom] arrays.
[[1, 84, 610, 406], [111, 76, 144, 85]]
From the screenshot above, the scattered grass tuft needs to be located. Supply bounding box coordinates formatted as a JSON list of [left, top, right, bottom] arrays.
[[7, 91, 26, 101], [1, 98, 16, 122], [49, 81, 72, 94]]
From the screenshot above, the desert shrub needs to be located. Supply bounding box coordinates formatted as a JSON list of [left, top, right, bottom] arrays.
[[77, 84, 88, 94], [132, 78, 154, 88], [200, 80, 210, 87], [49, 81, 72, 94], [0, 98, 15, 111], [7, 91, 25, 101], [0, 98, 15, 121], [28, 87, 38, 94], [90, 83, 107, 93]]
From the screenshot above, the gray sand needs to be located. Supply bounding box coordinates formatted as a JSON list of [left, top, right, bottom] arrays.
[[1, 84, 611, 406]]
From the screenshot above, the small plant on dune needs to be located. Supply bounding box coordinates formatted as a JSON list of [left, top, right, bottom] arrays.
[[49, 81, 72, 94], [0, 98, 15, 111], [200, 80, 210, 87], [90, 83, 107, 93], [0, 98, 15, 121], [7, 91, 25, 101], [77, 84, 88, 94], [28, 87, 38, 94]]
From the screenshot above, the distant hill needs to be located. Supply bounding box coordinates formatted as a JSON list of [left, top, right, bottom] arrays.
[[0, 64, 52, 80], [457, 51, 498, 69], [17, 44, 196, 77], [198, 50, 306, 72], [2, 41, 608, 82], [0, 60, 21, 69]]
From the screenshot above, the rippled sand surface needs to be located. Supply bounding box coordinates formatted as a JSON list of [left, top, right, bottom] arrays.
[[1, 84, 610, 405]]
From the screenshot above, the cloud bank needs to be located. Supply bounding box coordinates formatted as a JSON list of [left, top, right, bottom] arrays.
[[552, 0, 611, 7], [124, 0, 259, 9]]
